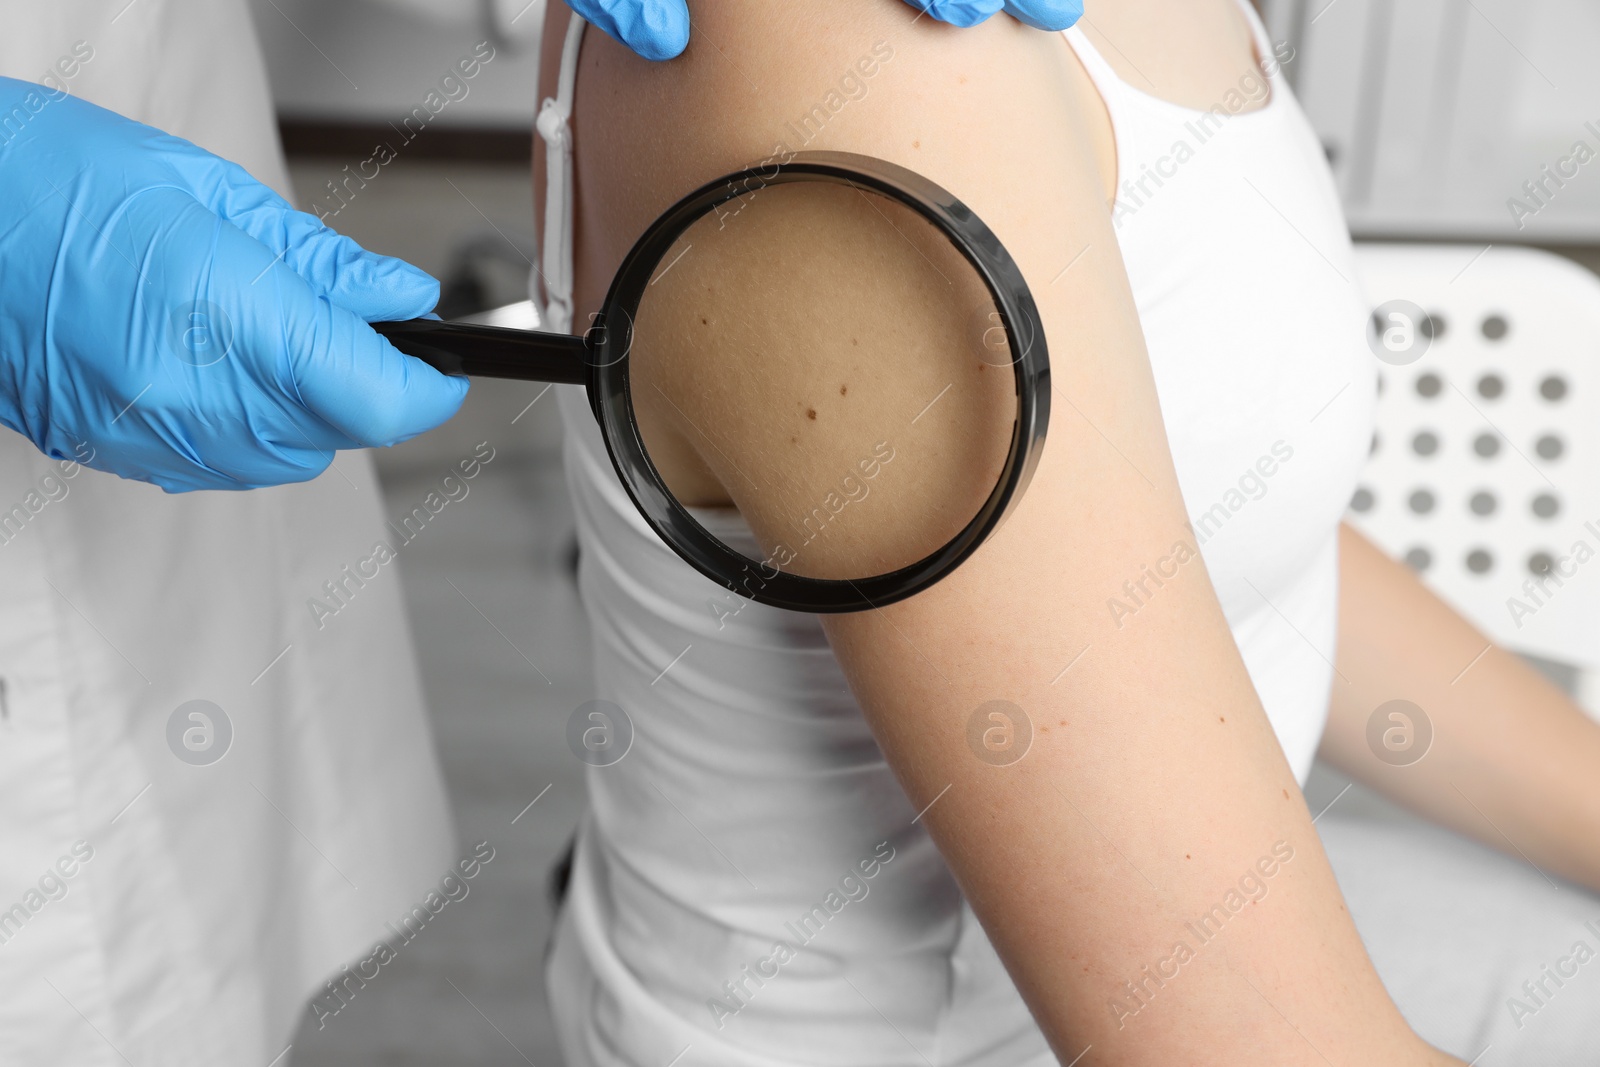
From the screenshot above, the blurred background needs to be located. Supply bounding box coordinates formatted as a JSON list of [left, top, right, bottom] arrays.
[[251, 0, 1600, 1061], [259, 4, 567, 1063]]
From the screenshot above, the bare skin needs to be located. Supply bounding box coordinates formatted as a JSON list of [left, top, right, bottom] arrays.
[[538, 1, 1469, 1061], [628, 180, 1016, 578], [1325, 521, 1600, 893]]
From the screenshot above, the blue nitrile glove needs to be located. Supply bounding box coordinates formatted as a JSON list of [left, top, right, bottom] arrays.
[[567, 0, 1084, 62], [0, 77, 469, 493]]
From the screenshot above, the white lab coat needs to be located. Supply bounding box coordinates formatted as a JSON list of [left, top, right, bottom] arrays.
[[0, 3, 456, 1063]]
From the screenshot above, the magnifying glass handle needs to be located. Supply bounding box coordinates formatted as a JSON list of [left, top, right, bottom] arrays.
[[372, 319, 588, 384]]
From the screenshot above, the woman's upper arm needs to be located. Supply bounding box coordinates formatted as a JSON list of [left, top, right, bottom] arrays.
[[559, 2, 1446, 1061]]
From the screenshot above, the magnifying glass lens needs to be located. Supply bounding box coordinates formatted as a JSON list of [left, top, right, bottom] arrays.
[[629, 179, 1019, 584]]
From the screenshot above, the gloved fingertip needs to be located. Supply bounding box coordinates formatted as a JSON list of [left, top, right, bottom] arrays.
[[576, 0, 690, 61], [386, 256, 438, 294], [621, 0, 691, 60], [264, 207, 440, 321], [642, 1, 691, 61], [906, 0, 994, 28], [289, 295, 471, 449], [1002, 0, 1084, 30], [365, 258, 441, 322], [633, 26, 689, 62], [378, 366, 470, 446], [331, 253, 440, 322]]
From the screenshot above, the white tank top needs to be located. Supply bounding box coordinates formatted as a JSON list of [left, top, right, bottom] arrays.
[[545, 4, 1376, 1063]]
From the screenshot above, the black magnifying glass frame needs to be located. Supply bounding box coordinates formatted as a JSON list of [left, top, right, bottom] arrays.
[[373, 150, 1049, 614]]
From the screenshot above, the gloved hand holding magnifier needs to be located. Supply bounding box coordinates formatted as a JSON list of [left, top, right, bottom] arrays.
[[376, 152, 1049, 613]]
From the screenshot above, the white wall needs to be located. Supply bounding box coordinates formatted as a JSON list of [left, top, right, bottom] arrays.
[[1266, 0, 1600, 242], [248, 0, 543, 127]]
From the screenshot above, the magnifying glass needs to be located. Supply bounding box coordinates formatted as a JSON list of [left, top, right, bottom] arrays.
[[373, 151, 1049, 613]]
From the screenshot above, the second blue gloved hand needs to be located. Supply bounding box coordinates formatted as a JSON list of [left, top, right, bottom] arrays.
[[0, 77, 469, 492], [566, 0, 1084, 62]]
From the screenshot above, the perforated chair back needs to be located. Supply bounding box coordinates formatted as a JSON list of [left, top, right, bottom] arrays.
[[1347, 244, 1600, 675]]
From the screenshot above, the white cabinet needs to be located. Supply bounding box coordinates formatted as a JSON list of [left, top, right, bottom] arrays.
[[1263, 0, 1600, 242]]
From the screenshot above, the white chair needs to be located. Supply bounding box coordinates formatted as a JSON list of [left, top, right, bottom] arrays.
[[1346, 242, 1600, 718]]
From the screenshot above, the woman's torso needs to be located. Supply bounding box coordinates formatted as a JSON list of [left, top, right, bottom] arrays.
[[546, 3, 1377, 1063]]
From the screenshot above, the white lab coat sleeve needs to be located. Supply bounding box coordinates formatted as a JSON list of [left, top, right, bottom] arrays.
[[0, 3, 458, 1064]]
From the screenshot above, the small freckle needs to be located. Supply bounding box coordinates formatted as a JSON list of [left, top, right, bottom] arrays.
[[913, 139, 921, 149], [840, 384, 848, 396], [1283, 788, 1290, 799], [700, 317, 708, 325], [976, 363, 985, 372], [958, 75, 968, 85], [806, 408, 817, 420], [1058, 720, 1066, 727], [790, 436, 798, 444], [852, 337, 859, 346], [1219, 716, 1225, 723], [1185, 854, 1191, 859]]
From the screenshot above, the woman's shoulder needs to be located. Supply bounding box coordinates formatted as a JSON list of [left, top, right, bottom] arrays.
[[563, 0, 1118, 264]]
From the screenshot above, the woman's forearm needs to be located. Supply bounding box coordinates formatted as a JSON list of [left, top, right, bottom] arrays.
[[1322, 521, 1600, 891]]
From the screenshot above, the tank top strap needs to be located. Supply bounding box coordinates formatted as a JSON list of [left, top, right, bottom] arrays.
[[1230, 0, 1279, 70], [533, 11, 588, 333], [1062, 0, 1277, 113], [1059, 21, 1139, 110]]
